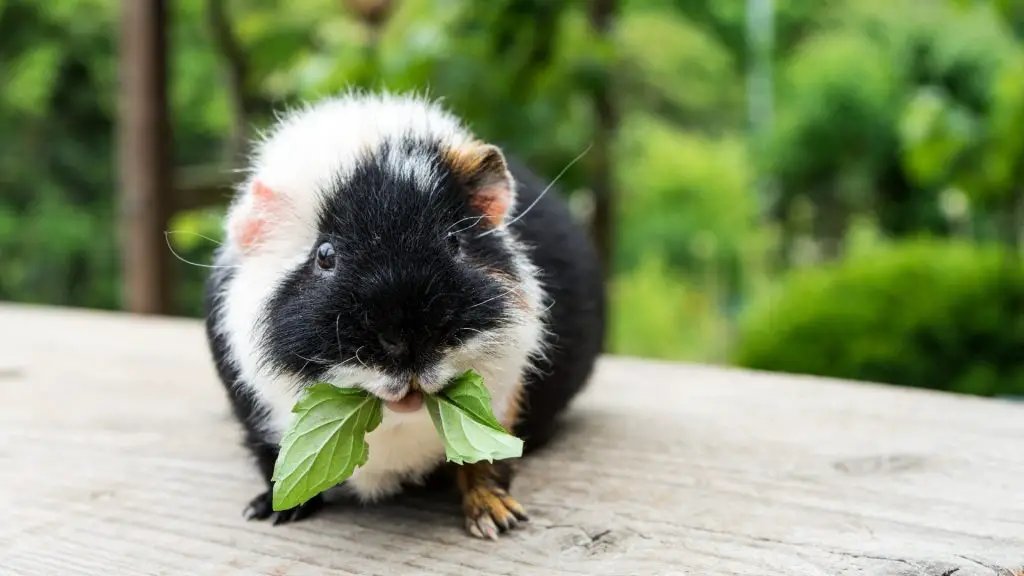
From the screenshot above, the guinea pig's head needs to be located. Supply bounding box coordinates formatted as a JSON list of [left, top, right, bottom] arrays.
[[222, 93, 544, 409]]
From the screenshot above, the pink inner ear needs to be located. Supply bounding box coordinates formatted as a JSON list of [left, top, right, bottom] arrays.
[[233, 217, 268, 250], [231, 179, 279, 251], [471, 184, 512, 227], [252, 179, 276, 204]]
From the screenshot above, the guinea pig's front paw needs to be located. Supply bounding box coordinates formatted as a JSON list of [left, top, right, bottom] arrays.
[[243, 489, 324, 525], [457, 463, 529, 540]]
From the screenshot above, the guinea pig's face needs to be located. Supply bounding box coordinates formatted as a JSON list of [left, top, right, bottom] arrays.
[[256, 139, 529, 402]]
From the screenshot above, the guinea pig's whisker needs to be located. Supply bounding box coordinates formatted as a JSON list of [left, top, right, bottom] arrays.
[[165, 229, 224, 246], [468, 287, 518, 309], [447, 215, 487, 236], [338, 352, 361, 366], [335, 313, 344, 357], [447, 215, 484, 232], [458, 328, 505, 348], [353, 346, 370, 370], [476, 143, 592, 239], [460, 330, 503, 347], [294, 353, 329, 373], [163, 231, 239, 269]]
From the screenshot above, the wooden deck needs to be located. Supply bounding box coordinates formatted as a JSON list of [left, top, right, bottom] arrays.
[[1, 303, 1022, 575]]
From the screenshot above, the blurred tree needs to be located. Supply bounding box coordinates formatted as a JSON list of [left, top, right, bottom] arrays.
[[2, 0, 1023, 373], [0, 0, 120, 308], [763, 0, 1024, 265], [646, 0, 842, 71]]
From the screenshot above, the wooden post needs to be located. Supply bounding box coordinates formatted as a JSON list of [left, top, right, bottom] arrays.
[[587, 0, 618, 280], [117, 0, 174, 315]]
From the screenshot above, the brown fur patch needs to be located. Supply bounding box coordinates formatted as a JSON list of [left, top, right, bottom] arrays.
[[501, 379, 526, 431], [442, 142, 513, 228], [468, 186, 510, 228], [485, 268, 530, 311]]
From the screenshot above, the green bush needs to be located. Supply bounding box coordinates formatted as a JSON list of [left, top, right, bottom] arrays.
[[732, 238, 1024, 397]]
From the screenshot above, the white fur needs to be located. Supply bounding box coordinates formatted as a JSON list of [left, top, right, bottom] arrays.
[[210, 90, 548, 502]]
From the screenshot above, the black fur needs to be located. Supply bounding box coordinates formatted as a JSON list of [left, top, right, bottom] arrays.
[[203, 264, 327, 523], [203, 136, 605, 524], [256, 137, 520, 386], [503, 155, 606, 452]]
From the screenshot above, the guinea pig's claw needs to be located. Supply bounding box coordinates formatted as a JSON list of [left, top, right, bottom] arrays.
[[243, 489, 323, 525], [460, 469, 528, 540], [243, 492, 273, 521], [466, 514, 500, 541]]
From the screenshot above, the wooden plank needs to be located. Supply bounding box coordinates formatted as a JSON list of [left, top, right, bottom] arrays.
[[0, 302, 1022, 575], [117, 0, 174, 315]]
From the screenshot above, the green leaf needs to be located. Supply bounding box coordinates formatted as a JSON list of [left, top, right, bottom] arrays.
[[437, 370, 507, 432], [425, 370, 524, 465], [271, 383, 383, 511]]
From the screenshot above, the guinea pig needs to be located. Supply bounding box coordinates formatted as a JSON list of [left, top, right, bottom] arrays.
[[202, 90, 606, 539]]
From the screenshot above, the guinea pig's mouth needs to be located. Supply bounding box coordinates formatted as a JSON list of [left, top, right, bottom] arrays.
[[378, 374, 424, 413], [383, 390, 423, 413]]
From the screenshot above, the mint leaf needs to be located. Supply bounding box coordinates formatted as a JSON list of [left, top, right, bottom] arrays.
[[271, 383, 382, 511], [439, 370, 507, 432], [425, 370, 524, 464]]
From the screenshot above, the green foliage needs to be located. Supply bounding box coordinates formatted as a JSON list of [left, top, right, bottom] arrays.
[[0, 198, 119, 308], [734, 239, 1024, 396], [615, 9, 742, 129], [767, 0, 1024, 242], [615, 112, 760, 297], [769, 29, 902, 205], [608, 252, 730, 362], [2, 0, 1024, 400], [0, 0, 119, 307], [655, 0, 844, 70]]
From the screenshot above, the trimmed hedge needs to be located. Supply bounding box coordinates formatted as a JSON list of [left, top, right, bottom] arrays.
[[733, 239, 1024, 397]]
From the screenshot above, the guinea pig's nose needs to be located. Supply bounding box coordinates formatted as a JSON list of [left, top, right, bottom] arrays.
[[378, 334, 407, 357]]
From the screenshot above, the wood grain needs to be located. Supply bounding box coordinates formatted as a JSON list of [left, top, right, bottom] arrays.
[[1, 303, 1022, 575]]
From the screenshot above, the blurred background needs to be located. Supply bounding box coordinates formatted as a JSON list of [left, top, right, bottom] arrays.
[[1, 0, 1023, 399]]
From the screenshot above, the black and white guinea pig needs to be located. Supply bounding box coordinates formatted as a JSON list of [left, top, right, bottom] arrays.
[[203, 90, 606, 539]]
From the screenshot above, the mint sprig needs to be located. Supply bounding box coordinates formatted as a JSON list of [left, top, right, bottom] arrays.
[[269, 370, 521, 511]]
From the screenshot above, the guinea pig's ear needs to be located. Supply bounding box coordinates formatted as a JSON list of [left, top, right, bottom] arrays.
[[446, 142, 516, 228], [226, 178, 280, 254]]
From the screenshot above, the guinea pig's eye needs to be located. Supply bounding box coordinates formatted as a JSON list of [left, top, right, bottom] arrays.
[[315, 242, 337, 271]]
